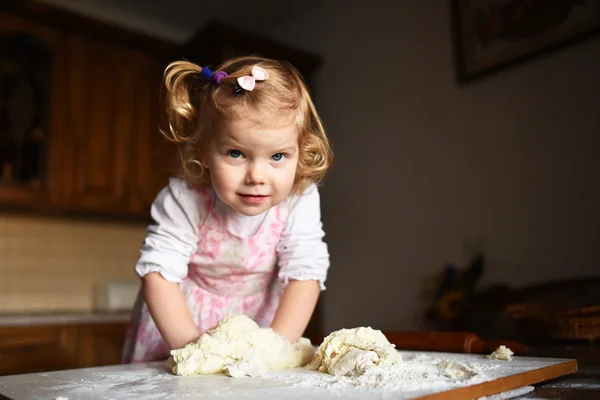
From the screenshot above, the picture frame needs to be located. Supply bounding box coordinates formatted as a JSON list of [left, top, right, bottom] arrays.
[[451, 0, 600, 83]]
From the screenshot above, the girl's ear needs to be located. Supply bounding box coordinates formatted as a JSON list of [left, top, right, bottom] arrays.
[[198, 152, 209, 169]]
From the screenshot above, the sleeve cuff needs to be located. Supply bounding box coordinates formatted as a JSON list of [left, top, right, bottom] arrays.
[[135, 253, 189, 282], [278, 270, 327, 291]]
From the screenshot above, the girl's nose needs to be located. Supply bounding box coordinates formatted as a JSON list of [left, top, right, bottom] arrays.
[[245, 162, 266, 185]]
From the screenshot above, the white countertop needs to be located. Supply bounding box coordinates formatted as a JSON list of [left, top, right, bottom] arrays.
[[0, 352, 576, 400], [0, 311, 131, 326]]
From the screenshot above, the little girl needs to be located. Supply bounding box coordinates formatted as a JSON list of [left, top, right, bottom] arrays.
[[121, 56, 334, 363]]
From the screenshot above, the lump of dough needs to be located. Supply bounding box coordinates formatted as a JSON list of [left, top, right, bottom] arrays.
[[487, 345, 514, 361], [308, 326, 400, 376], [169, 314, 315, 377]]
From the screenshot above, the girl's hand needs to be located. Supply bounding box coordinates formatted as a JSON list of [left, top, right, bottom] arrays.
[[143, 272, 202, 350], [271, 325, 298, 343]]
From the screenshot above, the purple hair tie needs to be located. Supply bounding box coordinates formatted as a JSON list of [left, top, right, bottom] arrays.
[[213, 71, 228, 84]]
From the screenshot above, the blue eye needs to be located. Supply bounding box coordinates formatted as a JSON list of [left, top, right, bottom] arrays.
[[227, 150, 243, 158], [271, 153, 285, 162]]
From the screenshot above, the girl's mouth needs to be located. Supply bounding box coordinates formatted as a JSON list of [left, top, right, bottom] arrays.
[[239, 194, 268, 204]]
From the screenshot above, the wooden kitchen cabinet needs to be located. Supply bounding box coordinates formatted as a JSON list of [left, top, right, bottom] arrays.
[[0, 11, 68, 209], [0, 321, 128, 376], [0, 5, 175, 218], [78, 322, 129, 368], [60, 34, 171, 215], [0, 324, 80, 376]]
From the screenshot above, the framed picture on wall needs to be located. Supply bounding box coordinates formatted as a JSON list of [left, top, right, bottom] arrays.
[[451, 0, 600, 83]]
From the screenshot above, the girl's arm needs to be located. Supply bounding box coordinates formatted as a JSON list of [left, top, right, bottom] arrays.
[[136, 178, 202, 349], [274, 183, 330, 342], [270, 280, 320, 342], [143, 272, 201, 349]]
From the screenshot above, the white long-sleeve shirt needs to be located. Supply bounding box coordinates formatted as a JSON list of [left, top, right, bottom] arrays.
[[135, 177, 330, 290]]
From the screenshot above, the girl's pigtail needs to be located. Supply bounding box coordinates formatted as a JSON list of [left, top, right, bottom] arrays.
[[162, 61, 205, 144], [296, 84, 334, 189]]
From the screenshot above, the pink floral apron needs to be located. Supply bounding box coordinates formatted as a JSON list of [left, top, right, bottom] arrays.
[[121, 189, 289, 363]]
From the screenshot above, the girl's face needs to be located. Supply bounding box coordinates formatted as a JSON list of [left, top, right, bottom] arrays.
[[206, 118, 299, 216]]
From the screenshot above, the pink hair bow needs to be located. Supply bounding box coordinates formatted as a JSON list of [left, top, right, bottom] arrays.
[[236, 65, 269, 91]]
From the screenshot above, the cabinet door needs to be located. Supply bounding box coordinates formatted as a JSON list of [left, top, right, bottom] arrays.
[[0, 11, 67, 208], [0, 325, 79, 375], [78, 322, 128, 367], [63, 34, 173, 216], [62, 34, 131, 213], [127, 57, 173, 215]]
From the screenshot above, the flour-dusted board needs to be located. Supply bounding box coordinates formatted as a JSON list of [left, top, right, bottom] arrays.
[[0, 351, 577, 400]]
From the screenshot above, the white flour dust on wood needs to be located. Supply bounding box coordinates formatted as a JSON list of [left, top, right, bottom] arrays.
[[258, 353, 501, 399]]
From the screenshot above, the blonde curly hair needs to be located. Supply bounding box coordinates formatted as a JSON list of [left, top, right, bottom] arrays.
[[162, 56, 333, 194]]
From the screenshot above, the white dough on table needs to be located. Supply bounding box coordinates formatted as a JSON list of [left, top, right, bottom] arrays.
[[169, 314, 314, 377], [487, 345, 514, 361], [308, 326, 401, 376]]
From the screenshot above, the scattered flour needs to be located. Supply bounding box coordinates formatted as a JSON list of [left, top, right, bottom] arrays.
[[260, 353, 495, 398], [435, 360, 477, 379]]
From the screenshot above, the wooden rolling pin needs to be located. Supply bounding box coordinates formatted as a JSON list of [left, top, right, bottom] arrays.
[[381, 331, 529, 355]]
